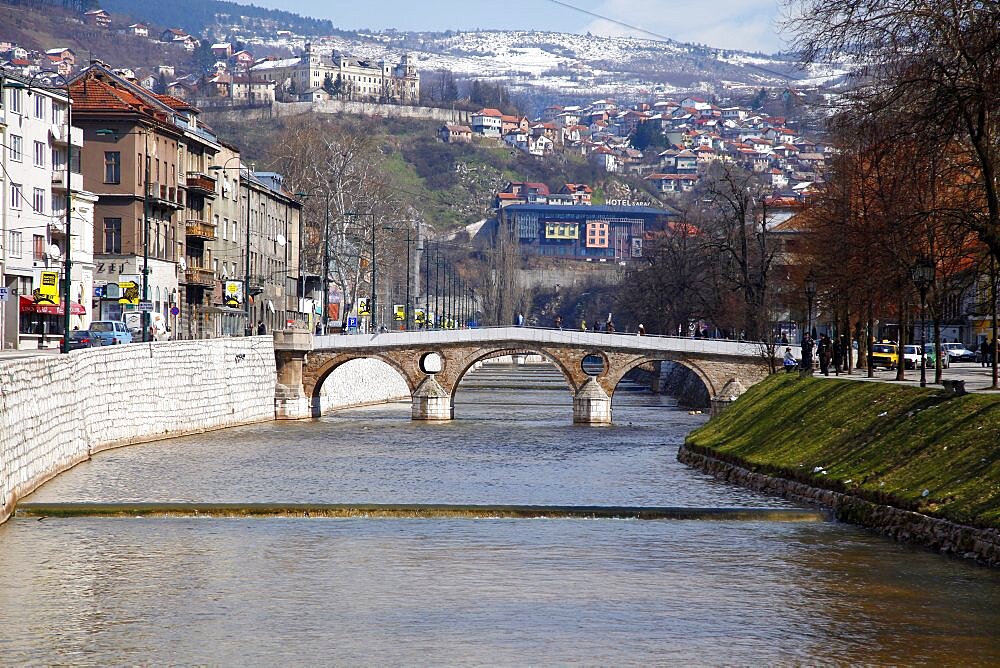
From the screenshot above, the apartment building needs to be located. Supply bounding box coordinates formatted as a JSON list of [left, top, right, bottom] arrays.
[[1, 70, 95, 349]]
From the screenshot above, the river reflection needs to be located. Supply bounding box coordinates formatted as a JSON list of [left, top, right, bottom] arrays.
[[1, 365, 998, 664]]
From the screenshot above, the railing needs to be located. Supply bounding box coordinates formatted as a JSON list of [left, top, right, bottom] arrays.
[[185, 219, 217, 240], [183, 267, 215, 287], [185, 173, 217, 196]]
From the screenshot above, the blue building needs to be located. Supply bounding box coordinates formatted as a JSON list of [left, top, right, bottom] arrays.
[[497, 203, 676, 261]]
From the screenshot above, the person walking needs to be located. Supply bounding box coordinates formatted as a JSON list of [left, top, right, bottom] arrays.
[[637, 323, 646, 336], [981, 338, 990, 367], [606, 320, 615, 334], [832, 335, 844, 375], [554, 314, 563, 330], [818, 334, 831, 376], [801, 334, 814, 373], [256, 320, 266, 335], [580, 319, 588, 331], [515, 312, 524, 327]]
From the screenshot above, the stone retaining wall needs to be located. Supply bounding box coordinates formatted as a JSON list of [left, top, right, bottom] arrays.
[[319, 358, 410, 412], [0, 337, 276, 524], [678, 443, 1000, 567]]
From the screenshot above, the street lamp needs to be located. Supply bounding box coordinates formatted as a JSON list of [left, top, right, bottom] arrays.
[[5, 72, 73, 352], [208, 158, 251, 335], [911, 258, 935, 387], [344, 211, 376, 331], [295, 190, 331, 332], [804, 271, 818, 342]]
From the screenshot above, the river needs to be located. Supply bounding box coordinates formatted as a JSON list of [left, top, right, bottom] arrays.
[[1, 363, 998, 665]]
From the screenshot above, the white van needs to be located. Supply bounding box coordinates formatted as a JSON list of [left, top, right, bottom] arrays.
[[124, 311, 171, 341]]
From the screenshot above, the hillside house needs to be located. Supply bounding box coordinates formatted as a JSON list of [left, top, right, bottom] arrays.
[[84, 9, 111, 28], [128, 23, 149, 38], [440, 124, 473, 143], [471, 108, 503, 137]]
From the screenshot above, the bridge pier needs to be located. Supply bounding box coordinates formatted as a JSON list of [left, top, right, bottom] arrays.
[[273, 330, 313, 420], [412, 375, 453, 421], [573, 378, 612, 425]]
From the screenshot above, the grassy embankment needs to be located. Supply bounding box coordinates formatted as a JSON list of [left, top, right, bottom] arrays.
[[686, 374, 1000, 529]]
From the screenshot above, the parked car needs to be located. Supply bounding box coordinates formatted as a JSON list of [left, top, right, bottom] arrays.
[[89, 320, 133, 345], [901, 345, 925, 370], [941, 342, 977, 362], [870, 342, 899, 369], [62, 329, 104, 350], [923, 342, 950, 369]]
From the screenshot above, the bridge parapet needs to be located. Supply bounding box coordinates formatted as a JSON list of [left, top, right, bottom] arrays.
[[278, 327, 779, 424]]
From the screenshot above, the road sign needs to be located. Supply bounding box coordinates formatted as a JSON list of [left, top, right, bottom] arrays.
[[224, 281, 242, 308], [357, 298, 370, 316], [138, 300, 153, 312], [347, 316, 358, 329], [394, 304, 405, 321], [0, 287, 8, 302], [37, 271, 59, 305], [118, 281, 139, 305], [170, 306, 180, 316]]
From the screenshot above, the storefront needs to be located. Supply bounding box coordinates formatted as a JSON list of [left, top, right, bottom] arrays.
[[18, 296, 87, 349]]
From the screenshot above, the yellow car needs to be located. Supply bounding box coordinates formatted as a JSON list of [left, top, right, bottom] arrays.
[[870, 342, 899, 369]]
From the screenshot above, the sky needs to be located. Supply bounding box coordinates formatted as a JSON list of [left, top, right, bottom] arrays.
[[246, 0, 788, 54]]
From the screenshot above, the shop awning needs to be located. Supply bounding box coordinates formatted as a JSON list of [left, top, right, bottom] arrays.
[[19, 296, 86, 315]]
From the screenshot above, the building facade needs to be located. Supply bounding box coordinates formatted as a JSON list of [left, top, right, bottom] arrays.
[[250, 44, 419, 103], [1, 71, 94, 349], [498, 203, 675, 261]]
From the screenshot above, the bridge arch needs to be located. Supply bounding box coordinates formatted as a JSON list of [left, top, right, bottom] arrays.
[[307, 352, 418, 417], [451, 347, 580, 403], [610, 356, 715, 408]]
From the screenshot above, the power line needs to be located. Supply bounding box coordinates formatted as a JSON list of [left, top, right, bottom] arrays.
[[542, 0, 803, 83]]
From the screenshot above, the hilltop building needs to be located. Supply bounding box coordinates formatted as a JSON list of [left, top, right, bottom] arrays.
[[250, 43, 419, 103]]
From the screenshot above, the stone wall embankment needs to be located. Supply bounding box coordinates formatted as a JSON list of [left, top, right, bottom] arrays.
[[319, 358, 410, 413], [678, 444, 1000, 567], [0, 337, 276, 524]]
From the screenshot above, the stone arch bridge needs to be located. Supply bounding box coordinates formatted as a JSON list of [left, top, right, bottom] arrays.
[[273, 328, 783, 424]]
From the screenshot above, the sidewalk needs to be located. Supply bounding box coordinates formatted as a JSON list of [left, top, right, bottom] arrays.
[[813, 361, 1000, 393]]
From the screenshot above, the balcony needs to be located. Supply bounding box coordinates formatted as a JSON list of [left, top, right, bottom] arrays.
[[185, 173, 217, 198], [149, 182, 184, 210], [51, 170, 83, 191], [185, 219, 217, 241], [184, 267, 215, 287], [50, 125, 84, 147]]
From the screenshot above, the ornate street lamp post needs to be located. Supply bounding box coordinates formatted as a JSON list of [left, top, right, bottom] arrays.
[[911, 258, 935, 387], [804, 271, 817, 343]]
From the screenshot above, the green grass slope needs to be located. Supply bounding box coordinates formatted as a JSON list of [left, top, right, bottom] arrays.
[[686, 375, 1000, 529]]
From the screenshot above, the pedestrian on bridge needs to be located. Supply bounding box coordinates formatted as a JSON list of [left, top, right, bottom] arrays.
[[555, 315, 563, 330], [580, 319, 587, 331], [638, 323, 646, 336]]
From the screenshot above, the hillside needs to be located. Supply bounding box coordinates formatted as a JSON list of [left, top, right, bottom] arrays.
[[0, 2, 181, 69], [202, 112, 655, 232]]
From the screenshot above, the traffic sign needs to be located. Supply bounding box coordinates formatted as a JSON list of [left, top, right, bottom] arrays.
[[357, 298, 370, 316], [170, 306, 180, 316], [118, 280, 139, 305], [138, 300, 153, 312], [0, 287, 8, 302], [347, 316, 358, 328], [393, 304, 405, 321]]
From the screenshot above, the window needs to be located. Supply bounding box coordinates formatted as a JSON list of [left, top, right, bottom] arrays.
[[52, 147, 65, 171], [9, 135, 22, 162], [7, 231, 22, 259], [34, 94, 45, 119], [9, 183, 22, 210], [103, 218, 122, 253], [52, 101, 65, 126], [221, 217, 228, 240], [33, 141, 45, 168], [8, 88, 22, 114], [104, 151, 121, 184], [33, 188, 45, 214], [33, 234, 45, 260]]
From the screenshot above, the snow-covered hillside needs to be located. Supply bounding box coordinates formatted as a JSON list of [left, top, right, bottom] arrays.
[[235, 27, 848, 103]]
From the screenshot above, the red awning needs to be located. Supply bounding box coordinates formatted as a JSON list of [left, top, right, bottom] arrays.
[[19, 296, 86, 315]]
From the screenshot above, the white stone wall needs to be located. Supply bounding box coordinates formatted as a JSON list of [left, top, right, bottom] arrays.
[[319, 358, 409, 413], [0, 337, 276, 523]]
